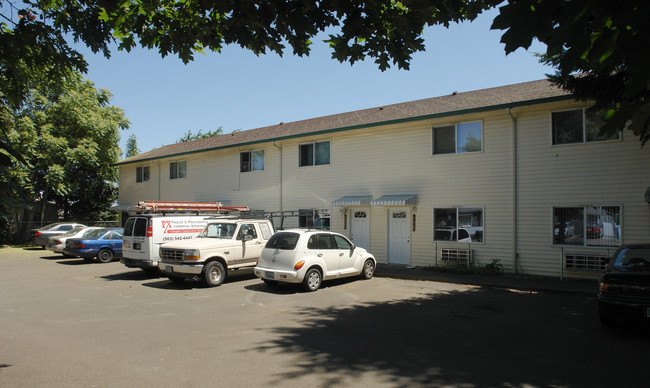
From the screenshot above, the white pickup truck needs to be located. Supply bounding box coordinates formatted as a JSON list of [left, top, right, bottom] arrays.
[[158, 218, 274, 287]]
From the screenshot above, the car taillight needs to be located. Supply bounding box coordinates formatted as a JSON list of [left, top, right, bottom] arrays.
[[53, 240, 61, 244], [34, 232, 42, 237], [599, 282, 608, 292], [146, 226, 153, 237], [294, 260, 305, 270]]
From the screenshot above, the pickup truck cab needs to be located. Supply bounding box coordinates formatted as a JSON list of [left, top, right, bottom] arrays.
[[158, 218, 274, 287]]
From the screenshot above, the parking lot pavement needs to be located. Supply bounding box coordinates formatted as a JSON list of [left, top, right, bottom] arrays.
[[1, 247, 648, 388]]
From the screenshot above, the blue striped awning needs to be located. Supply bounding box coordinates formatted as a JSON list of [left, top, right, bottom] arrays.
[[371, 194, 418, 206], [331, 196, 373, 207]]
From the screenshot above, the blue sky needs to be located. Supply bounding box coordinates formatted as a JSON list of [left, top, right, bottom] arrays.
[[76, 8, 554, 156]]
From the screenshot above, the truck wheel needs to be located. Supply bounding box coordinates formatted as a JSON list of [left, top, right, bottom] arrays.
[[96, 248, 114, 263], [302, 268, 321, 292], [203, 261, 226, 287]]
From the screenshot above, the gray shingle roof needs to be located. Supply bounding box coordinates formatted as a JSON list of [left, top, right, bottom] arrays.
[[116, 78, 572, 165]]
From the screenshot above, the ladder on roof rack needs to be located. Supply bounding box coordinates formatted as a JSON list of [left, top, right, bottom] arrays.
[[135, 201, 249, 213]]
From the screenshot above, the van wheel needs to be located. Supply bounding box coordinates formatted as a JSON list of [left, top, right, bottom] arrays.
[[360, 259, 375, 279], [203, 261, 226, 287], [96, 248, 114, 263], [302, 268, 321, 292]]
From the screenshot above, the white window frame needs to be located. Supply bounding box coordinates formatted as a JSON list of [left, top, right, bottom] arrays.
[[432, 120, 483, 155], [299, 140, 331, 167], [433, 206, 484, 243], [169, 160, 187, 180], [136, 166, 150, 183], [240, 149, 265, 172], [551, 108, 621, 145]]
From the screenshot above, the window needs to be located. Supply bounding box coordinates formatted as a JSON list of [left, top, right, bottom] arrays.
[[136, 166, 150, 182], [240, 150, 264, 172], [299, 209, 330, 230], [236, 224, 258, 240], [552, 108, 619, 145], [299, 141, 330, 166], [265, 232, 300, 250], [434, 207, 484, 242], [553, 206, 620, 247], [169, 160, 186, 179], [433, 121, 482, 155]]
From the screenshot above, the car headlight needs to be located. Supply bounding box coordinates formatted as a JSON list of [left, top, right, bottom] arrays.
[[184, 249, 200, 260]]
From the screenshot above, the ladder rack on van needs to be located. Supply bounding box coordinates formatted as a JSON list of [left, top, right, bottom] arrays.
[[135, 201, 249, 214]]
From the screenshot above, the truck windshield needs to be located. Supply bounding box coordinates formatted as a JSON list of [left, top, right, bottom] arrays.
[[199, 223, 237, 239]]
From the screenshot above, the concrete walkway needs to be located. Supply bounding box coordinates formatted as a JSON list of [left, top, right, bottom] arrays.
[[374, 263, 598, 296]]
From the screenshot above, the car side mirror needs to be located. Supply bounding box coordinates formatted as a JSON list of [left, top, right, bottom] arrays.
[[243, 235, 253, 242]]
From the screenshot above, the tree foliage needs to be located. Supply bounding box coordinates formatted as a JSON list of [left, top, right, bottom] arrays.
[[0, 73, 129, 223], [176, 128, 224, 143], [124, 133, 140, 158], [492, 0, 650, 144], [2, 0, 650, 147]]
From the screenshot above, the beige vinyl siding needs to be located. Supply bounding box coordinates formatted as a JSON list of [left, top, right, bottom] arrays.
[[514, 101, 650, 278], [116, 97, 650, 279]]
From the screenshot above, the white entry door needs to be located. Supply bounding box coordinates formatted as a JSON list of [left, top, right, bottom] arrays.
[[350, 209, 370, 250], [388, 209, 410, 265]]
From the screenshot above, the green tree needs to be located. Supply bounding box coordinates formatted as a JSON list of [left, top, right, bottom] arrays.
[[124, 133, 140, 158], [1, 73, 129, 224], [176, 128, 224, 143]]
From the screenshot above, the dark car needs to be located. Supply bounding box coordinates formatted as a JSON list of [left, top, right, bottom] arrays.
[[597, 245, 650, 326], [64, 228, 124, 263], [31, 222, 86, 248]]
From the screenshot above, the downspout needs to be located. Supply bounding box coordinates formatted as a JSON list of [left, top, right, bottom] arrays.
[[152, 160, 161, 200], [272, 141, 283, 212], [507, 107, 518, 274]]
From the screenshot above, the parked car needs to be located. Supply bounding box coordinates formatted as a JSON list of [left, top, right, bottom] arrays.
[[31, 222, 86, 248], [63, 228, 124, 263], [587, 221, 602, 238], [254, 230, 376, 292], [434, 228, 472, 243], [598, 244, 650, 326], [46, 226, 104, 256]]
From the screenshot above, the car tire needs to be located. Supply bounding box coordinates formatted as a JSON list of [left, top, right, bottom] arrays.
[[302, 268, 321, 292], [263, 279, 279, 287], [96, 249, 114, 263], [360, 259, 375, 280], [203, 261, 226, 287]]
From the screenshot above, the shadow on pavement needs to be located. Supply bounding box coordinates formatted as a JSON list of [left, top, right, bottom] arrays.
[[251, 286, 649, 387]]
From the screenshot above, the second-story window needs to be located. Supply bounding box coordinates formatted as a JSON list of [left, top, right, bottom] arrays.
[[136, 166, 150, 183], [240, 150, 265, 172], [169, 160, 186, 179], [432, 121, 482, 155], [299, 140, 330, 167], [552, 108, 619, 145]]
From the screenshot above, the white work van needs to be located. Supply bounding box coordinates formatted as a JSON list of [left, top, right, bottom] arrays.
[[121, 215, 213, 271]]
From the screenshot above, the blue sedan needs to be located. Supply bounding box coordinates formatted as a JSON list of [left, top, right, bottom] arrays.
[[64, 228, 124, 263]]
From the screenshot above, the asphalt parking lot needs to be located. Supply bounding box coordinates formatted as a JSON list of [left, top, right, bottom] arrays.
[[1, 247, 649, 388]]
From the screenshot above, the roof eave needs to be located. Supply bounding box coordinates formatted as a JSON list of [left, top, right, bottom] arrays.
[[113, 94, 575, 166]]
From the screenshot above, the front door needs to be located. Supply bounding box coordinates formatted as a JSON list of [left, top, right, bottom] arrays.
[[388, 209, 410, 265], [350, 209, 370, 250]]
